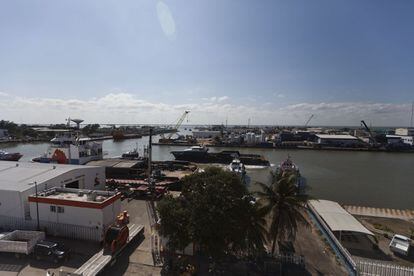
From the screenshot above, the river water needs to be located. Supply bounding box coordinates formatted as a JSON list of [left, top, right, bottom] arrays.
[[1, 136, 413, 209]]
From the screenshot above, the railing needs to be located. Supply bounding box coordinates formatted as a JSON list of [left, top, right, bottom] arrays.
[[357, 259, 414, 276]]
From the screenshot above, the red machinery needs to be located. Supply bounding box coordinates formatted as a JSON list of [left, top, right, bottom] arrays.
[[104, 211, 130, 255]]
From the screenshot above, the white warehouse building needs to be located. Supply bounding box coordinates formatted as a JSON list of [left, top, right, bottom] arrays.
[[0, 161, 105, 220]]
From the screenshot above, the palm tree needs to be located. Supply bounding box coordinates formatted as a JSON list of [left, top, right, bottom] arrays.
[[243, 202, 268, 256], [256, 172, 309, 256]]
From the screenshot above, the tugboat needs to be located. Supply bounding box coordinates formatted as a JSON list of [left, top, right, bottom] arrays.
[[121, 144, 140, 159], [33, 132, 103, 165], [275, 155, 306, 194], [0, 150, 23, 161]]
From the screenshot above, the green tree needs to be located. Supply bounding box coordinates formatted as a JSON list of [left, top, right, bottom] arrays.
[[256, 173, 308, 256], [157, 167, 267, 259], [157, 195, 191, 252]]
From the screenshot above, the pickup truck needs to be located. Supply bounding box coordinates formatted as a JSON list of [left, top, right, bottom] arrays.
[[0, 230, 69, 262], [389, 234, 411, 256]]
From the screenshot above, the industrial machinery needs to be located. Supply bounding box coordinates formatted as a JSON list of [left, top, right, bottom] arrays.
[[104, 211, 130, 255], [159, 110, 190, 143], [304, 114, 314, 127], [360, 120, 378, 147]]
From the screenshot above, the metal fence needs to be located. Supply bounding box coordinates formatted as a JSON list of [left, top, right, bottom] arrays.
[[357, 259, 414, 276], [0, 215, 103, 242]]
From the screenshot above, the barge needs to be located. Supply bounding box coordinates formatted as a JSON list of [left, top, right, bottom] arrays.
[[171, 146, 270, 166]]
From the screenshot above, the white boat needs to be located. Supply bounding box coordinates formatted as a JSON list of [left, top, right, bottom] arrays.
[[228, 159, 246, 175], [33, 132, 103, 165]]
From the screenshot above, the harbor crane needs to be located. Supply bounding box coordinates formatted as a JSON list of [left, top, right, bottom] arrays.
[[304, 114, 314, 127], [361, 120, 378, 146], [159, 110, 190, 143]]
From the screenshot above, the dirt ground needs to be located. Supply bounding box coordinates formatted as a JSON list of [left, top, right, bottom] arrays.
[[352, 216, 414, 267], [290, 212, 348, 276]]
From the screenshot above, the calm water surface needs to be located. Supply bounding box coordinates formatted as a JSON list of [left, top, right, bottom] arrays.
[[2, 136, 413, 209]]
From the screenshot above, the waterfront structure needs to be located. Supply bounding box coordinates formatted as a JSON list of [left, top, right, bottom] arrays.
[[386, 135, 413, 146], [0, 128, 9, 139], [192, 130, 221, 139], [315, 134, 360, 146], [395, 128, 414, 136], [28, 187, 121, 233], [0, 161, 105, 219]]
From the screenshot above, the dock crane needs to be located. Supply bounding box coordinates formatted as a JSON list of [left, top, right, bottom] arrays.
[[304, 114, 314, 127], [361, 120, 378, 146], [159, 111, 190, 143]]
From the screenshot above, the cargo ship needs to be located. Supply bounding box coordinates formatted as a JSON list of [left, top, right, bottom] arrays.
[[171, 146, 270, 166], [0, 150, 23, 161]]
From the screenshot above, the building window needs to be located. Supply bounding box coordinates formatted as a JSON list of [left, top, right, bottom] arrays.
[[57, 206, 64, 213], [50, 206, 56, 212]]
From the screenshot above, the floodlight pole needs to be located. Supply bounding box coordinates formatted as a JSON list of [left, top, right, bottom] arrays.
[[34, 181, 40, 231]]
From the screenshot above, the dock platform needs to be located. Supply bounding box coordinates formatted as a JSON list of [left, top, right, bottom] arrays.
[[72, 224, 144, 276], [344, 205, 414, 221]]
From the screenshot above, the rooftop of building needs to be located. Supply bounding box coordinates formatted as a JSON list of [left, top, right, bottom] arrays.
[[87, 158, 144, 168], [33, 187, 116, 203], [0, 161, 99, 192], [315, 134, 358, 140], [28, 187, 120, 208]]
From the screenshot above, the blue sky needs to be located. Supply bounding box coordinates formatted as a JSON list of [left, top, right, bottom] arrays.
[[0, 0, 413, 126]]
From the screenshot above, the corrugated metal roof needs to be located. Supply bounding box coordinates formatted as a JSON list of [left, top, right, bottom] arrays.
[[309, 200, 374, 236], [315, 134, 358, 140], [0, 161, 96, 192]]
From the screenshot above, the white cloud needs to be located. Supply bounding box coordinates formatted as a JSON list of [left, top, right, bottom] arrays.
[[0, 93, 410, 126], [0, 92, 9, 97]]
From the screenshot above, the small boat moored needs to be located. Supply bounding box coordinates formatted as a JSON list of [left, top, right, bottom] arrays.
[[0, 150, 23, 161]]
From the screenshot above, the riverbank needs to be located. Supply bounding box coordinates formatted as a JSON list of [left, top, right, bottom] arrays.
[[153, 142, 414, 153]]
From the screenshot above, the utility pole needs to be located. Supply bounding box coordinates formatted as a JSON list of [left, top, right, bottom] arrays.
[[147, 128, 155, 196], [410, 101, 413, 128], [34, 181, 40, 231]]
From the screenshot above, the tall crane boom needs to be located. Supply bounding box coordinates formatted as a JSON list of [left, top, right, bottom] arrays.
[[304, 114, 314, 127], [166, 111, 190, 140], [360, 120, 378, 146]]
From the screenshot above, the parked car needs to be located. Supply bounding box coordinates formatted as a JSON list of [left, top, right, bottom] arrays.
[[389, 234, 411, 256], [33, 240, 70, 263]]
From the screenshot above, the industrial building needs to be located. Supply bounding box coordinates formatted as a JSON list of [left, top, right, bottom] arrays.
[[192, 130, 221, 139], [315, 134, 360, 147], [395, 128, 414, 136], [28, 187, 121, 232], [0, 161, 105, 219]]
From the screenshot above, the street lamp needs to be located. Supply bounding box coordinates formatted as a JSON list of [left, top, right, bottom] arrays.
[[33, 181, 40, 231]]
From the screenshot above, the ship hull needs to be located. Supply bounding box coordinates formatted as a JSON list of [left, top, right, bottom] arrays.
[[171, 150, 270, 166], [0, 153, 23, 161]]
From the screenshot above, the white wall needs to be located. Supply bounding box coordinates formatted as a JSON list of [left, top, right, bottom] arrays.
[[29, 202, 103, 229], [1, 166, 106, 220], [102, 200, 121, 229], [0, 190, 24, 218]]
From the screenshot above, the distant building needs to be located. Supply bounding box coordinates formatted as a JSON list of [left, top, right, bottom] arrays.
[[192, 130, 221, 139], [0, 129, 9, 139], [315, 134, 360, 146], [386, 135, 413, 146], [395, 128, 414, 136]]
